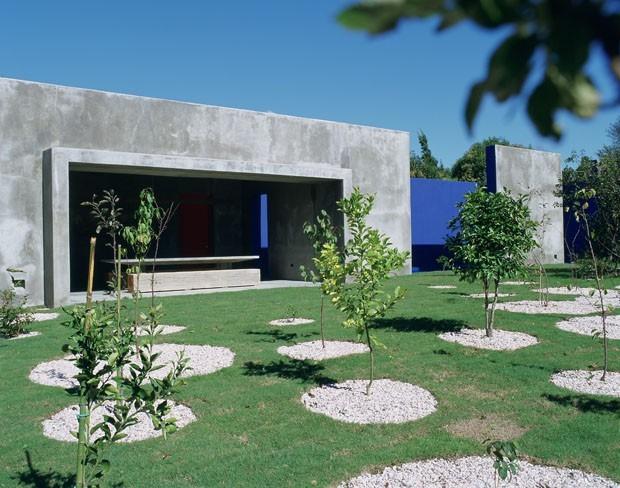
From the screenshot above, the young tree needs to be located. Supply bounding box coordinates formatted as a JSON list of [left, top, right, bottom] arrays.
[[571, 188, 612, 381], [81, 190, 124, 329], [442, 188, 538, 337], [69, 223, 187, 488], [300, 210, 339, 348], [323, 188, 409, 394]]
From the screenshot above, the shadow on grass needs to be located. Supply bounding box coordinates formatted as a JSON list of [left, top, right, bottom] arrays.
[[543, 393, 620, 415], [246, 329, 299, 343], [243, 359, 336, 385], [13, 450, 74, 488], [14, 450, 125, 488], [373, 316, 465, 333]]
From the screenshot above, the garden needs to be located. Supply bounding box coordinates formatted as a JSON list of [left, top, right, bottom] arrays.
[[0, 187, 619, 487]]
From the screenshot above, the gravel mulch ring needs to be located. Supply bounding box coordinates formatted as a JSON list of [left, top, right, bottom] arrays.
[[301, 379, 437, 424], [495, 300, 599, 315], [427, 285, 456, 289], [43, 400, 196, 443], [533, 286, 592, 295], [29, 343, 235, 388], [32, 312, 59, 322], [550, 370, 620, 397], [136, 324, 186, 336], [502, 281, 535, 285], [438, 328, 538, 350], [277, 340, 369, 361], [7, 331, 41, 340], [269, 318, 315, 326], [556, 315, 620, 340], [467, 293, 516, 298], [337, 455, 619, 487]]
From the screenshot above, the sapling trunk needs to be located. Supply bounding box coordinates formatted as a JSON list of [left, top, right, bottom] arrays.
[[320, 295, 325, 348], [364, 324, 374, 395], [77, 237, 96, 488], [584, 217, 608, 381], [483, 278, 493, 338], [488, 279, 500, 337]]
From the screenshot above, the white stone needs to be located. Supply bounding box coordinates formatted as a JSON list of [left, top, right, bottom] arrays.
[[438, 328, 538, 351], [427, 285, 456, 289], [337, 455, 619, 487], [7, 331, 41, 340], [269, 318, 315, 326], [550, 370, 620, 397], [502, 281, 535, 285], [301, 379, 437, 424], [32, 312, 59, 322], [136, 324, 186, 336], [277, 341, 369, 361], [43, 400, 196, 443], [467, 293, 515, 299], [556, 315, 620, 340], [29, 343, 235, 388], [495, 300, 599, 315]]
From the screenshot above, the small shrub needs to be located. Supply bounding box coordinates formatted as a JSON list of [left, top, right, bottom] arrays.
[[0, 288, 33, 338], [484, 439, 519, 487]]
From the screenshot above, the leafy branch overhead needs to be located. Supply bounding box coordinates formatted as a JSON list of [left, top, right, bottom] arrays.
[[338, 0, 619, 139]]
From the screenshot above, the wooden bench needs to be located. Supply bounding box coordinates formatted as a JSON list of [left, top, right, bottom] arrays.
[[102, 256, 261, 293]]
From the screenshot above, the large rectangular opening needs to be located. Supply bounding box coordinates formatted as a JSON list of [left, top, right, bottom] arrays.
[[68, 170, 342, 292]]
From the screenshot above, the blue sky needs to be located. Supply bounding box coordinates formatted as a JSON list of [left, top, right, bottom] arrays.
[[1, 0, 618, 167]]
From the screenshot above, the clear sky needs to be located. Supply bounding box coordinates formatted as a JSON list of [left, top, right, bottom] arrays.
[[1, 0, 618, 168]]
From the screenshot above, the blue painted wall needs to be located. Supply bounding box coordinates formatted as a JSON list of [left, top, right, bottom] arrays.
[[410, 178, 476, 271]]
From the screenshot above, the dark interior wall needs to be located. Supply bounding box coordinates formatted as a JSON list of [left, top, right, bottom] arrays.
[[267, 180, 342, 280], [69, 171, 341, 290], [69, 171, 250, 291]]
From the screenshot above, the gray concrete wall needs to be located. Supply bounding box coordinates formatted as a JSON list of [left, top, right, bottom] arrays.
[[486, 145, 564, 264], [0, 77, 410, 305]]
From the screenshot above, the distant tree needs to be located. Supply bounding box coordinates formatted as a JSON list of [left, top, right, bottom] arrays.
[[562, 118, 620, 265], [337, 0, 617, 139], [451, 137, 511, 185], [410, 131, 450, 179]]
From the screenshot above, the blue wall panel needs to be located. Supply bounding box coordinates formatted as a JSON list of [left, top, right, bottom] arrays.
[[410, 178, 476, 271]]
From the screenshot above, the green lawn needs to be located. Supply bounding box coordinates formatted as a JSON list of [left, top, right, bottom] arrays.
[[1, 267, 619, 487]]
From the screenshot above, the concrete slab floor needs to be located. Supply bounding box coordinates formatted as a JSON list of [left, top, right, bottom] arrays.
[[67, 280, 317, 306]]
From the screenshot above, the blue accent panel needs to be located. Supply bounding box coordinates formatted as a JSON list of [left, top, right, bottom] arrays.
[[410, 178, 476, 271], [485, 145, 497, 192], [260, 193, 268, 249]]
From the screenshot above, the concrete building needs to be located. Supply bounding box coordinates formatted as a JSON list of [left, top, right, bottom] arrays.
[[0, 77, 411, 307], [486, 144, 564, 264]]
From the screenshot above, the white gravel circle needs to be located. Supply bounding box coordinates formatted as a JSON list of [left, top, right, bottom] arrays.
[[495, 300, 600, 315], [550, 370, 620, 397], [43, 400, 196, 443], [467, 293, 515, 299], [32, 312, 59, 322], [337, 455, 619, 487], [502, 281, 535, 285], [301, 379, 437, 424], [137, 324, 186, 336], [277, 340, 369, 360], [556, 315, 620, 340], [438, 328, 538, 350], [7, 331, 41, 340], [427, 285, 456, 289], [29, 343, 235, 388], [269, 317, 315, 326]]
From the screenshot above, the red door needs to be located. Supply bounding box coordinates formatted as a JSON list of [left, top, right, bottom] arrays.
[[178, 193, 214, 257]]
